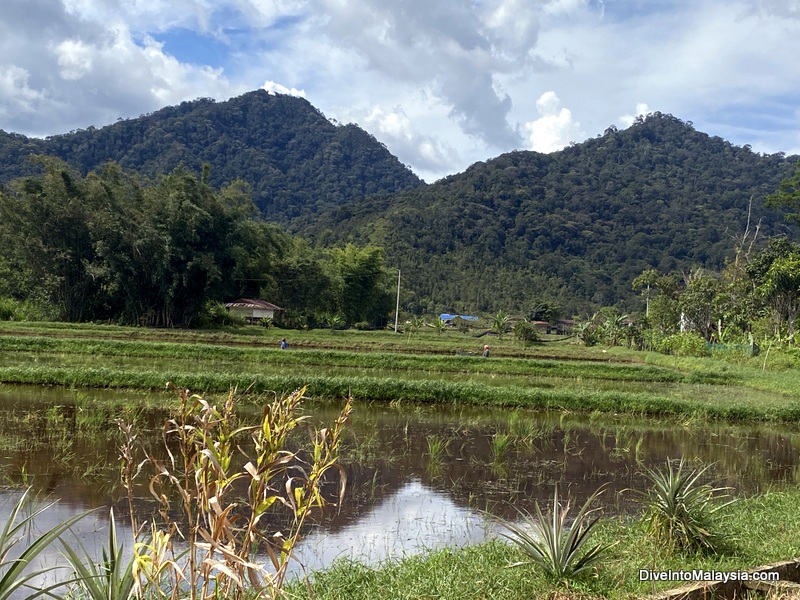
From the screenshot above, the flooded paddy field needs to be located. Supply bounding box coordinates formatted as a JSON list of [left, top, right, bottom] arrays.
[[1, 383, 799, 576]]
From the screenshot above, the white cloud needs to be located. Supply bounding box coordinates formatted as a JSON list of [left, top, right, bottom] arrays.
[[0, 66, 43, 116], [53, 39, 95, 80], [1, 0, 800, 180], [262, 81, 306, 97], [336, 102, 459, 182], [618, 102, 650, 128], [523, 91, 584, 152]]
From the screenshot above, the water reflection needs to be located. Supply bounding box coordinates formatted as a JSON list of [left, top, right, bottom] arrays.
[[1, 383, 800, 579], [291, 480, 495, 574]]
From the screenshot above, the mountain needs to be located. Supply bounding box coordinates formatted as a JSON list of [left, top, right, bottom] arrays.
[[309, 113, 800, 316], [0, 91, 423, 228], [3, 96, 798, 317]]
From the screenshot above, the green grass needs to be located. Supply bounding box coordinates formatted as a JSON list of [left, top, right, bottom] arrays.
[[2, 364, 800, 421], [286, 488, 800, 600], [0, 323, 799, 422], [0, 335, 694, 382]]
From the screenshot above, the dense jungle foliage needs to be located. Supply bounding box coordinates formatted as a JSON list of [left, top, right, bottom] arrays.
[[2, 91, 800, 328], [0, 159, 393, 327], [0, 91, 423, 227], [314, 114, 800, 316]]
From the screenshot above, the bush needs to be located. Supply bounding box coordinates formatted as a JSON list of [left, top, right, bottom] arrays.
[[637, 458, 733, 554], [0, 298, 14, 321], [493, 484, 614, 581], [195, 301, 246, 328], [513, 320, 540, 346], [657, 332, 709, 357], [0, 297, 50, 321]]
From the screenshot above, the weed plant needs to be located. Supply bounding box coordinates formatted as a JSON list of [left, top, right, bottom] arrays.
[[0, 489, 93, 599], [114, 384, 352, 599], [490, 433, 513, 464], [637, 458, 734, 554], [491, 484, 614, 582]]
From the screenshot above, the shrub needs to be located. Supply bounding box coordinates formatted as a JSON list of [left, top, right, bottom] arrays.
[[513, 320, 540, 346], [657, 332, 709, 357], [0, 297, 50, 321], [637, 458, 733, 554], [195, 300, 246, 328], [493, 484, 614, 581]]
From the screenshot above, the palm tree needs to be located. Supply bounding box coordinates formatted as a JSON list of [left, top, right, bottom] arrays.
[[492, 310, 509, 339]]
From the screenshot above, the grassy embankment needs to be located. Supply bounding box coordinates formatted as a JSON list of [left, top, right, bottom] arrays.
[[2, 321, 800, 598], [285, 488, 800, 600], [1, 321, 799, 422]]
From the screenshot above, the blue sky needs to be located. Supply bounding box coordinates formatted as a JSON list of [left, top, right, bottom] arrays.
[[1, 0, 799, 182]]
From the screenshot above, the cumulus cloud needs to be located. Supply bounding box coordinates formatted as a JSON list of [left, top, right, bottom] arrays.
[[0, 0, 240, 136], [523, 91, 584, 152], [0, 66, 44, 117], [1, 0, 800, 180], [262, 81, 306, 97], [53, 39, 95, 80], [337, 103, 459, 182], [316, 0, 554, 148], [618, 102, 650, 128]]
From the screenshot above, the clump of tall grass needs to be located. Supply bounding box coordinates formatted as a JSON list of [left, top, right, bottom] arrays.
[[108, 384, 352, 599], [0, 488, 93, 599], [636, 458, 733, 554], [426, 435, 450, 464], [490, 432, 513, 463], [493, 484, 614, 582]]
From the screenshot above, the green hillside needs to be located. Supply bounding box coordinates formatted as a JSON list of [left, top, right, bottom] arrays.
[[313, 114, 799, 315], [0, 91, 423, 227], [2, 95, 799, 318]]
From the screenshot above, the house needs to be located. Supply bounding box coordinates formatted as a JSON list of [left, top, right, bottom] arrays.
[[439, 314, 479, 325], [225, 299, 283, 324]]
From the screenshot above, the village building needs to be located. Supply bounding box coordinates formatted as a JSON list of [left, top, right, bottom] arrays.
[[225, 299, 283, 324]]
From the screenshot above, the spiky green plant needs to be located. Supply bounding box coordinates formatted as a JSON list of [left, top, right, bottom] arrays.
[[0, 488, 92, 600], [494, 485, 614, 581], [426, 435, 449, 462], [60, 508, 140, 600], [638, 458, 733, 553]]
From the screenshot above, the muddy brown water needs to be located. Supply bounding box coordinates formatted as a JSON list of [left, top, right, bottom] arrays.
[[1, 383, 800, 582]]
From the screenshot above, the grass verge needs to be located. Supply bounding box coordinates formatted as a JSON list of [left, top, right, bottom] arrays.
[[287, 488, 800, 600]]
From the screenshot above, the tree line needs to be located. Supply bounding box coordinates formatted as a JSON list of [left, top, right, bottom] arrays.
[[571, 160, 800, 350], [0, 159, 393, 328]]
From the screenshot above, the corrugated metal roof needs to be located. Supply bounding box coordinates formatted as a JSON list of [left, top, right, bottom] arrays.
[[225, 298, 283, 310]]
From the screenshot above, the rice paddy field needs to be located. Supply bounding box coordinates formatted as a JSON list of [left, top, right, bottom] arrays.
[[1, 320, 800, 598], [1, 320, 799, 421]]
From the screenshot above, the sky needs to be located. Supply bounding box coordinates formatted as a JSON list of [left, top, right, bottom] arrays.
[[1, 0, 799, 183]]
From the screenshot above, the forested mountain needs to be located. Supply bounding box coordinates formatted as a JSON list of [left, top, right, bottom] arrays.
[[0, 91, 423, 227], [310, 114, 800, 316], [2, 94, 799, 319]]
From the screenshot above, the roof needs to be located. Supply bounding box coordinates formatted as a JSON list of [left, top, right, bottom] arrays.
[[440, 313, 479, 321], [225, 298, 283, 310]]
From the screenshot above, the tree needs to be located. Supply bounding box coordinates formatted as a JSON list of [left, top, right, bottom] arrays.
[[766, 160, 800, 226], [327, 244, 392, 327], [632, 270, 680, 335], [760, 255, 800, 339], [492, 310, 510, 339], [0, 158, 103, 320], [679, 270, 722, 341]]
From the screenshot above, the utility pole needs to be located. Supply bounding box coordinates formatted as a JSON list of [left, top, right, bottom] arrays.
[[394, 269, 401, 333]]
